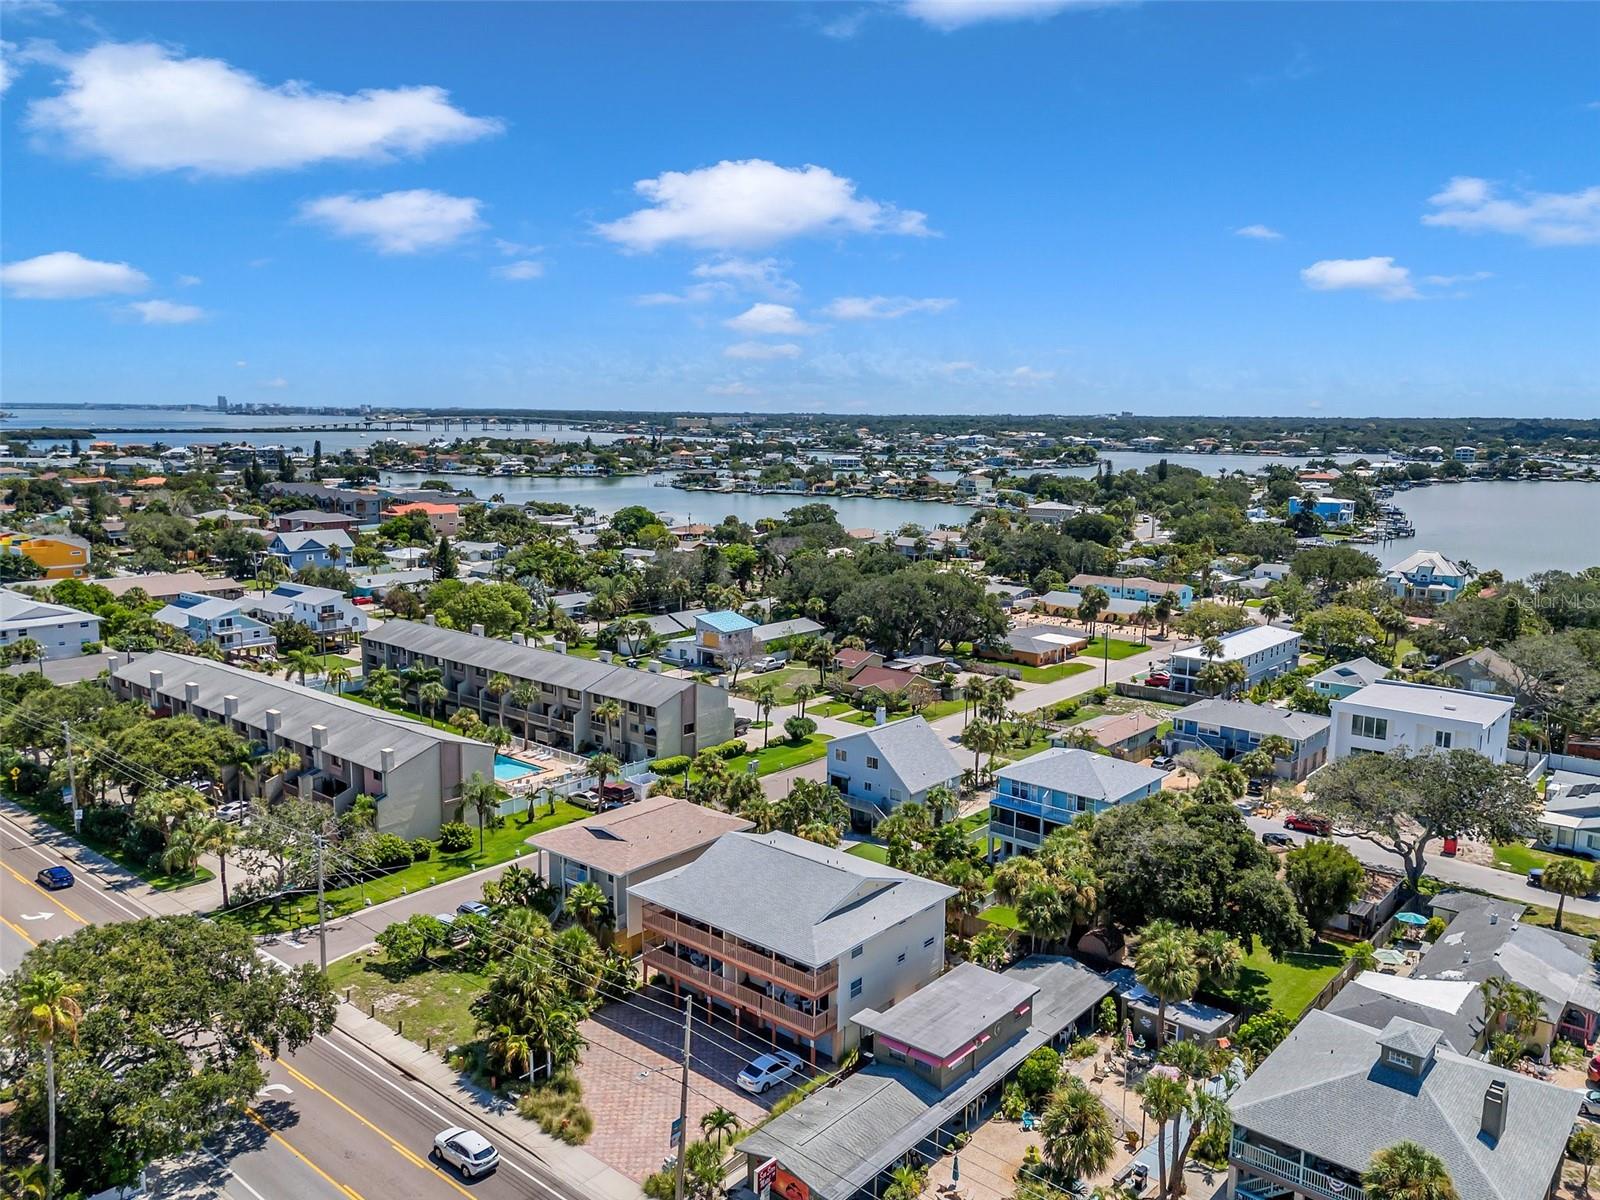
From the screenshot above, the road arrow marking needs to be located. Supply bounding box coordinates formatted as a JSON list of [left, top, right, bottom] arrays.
[[256, 1083, 293, 1098], [20, 912, 54, 921]]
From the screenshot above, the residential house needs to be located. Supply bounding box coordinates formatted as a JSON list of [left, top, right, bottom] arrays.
[[631, 830, 955, 1061], [1385, 550, 1473, 604], [1066, 574, 1193, 609], [155, 593, 276, 655], [1228, 1010, 1578, 1200], [268, 529, 355, 574], [548, 591, 593, 619], [1165, 699, 1330, 780], [111, 652, 493, 839], [384, 501, 461, 537], [529, 796, 752, 953], [1108, 966, 1239, 1046], [753, 617, 824, 647], [0, 588, 100, 660], [990, 748, 1168, 856], [738, 956, 1113, 1200], [841, 665, 920, 699], [362, 619, 734, 761], [1328, 680, 1513, 763], [1057, 711, 1161, 758], [1166, 625, 1303, 695], [262, 481, 385, 520], [993, 623, 1088, 667], [1309, 655, 1392, 699], [0, 533, 91, 579], [1438, 646, 1520, 696], [1287, 495, 1358, 525], [825, 717, 963, 829], [833, 647, 883, 678], [688, 610, 762, 671], [244, 582, 369, 641], [1025, 500, 1081, 523], [194, 509, 264, 529], [97, 572, 245, 603], [1536, 759, 1600, 855], [273, 509, 359, 534]]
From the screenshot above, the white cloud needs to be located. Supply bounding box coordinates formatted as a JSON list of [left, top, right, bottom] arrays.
[[1235, 224, 1283, 240], [235, 360, 248, 368], [126, 298, 205, 324], [0, 250, 149, 298], [260, 376, 289, 388], [823, 295, 954, 320], [937, 360, 977, 374], [691, 255, 798, 298], [902, 0, 1122, 31], [634, 292, 689, 307], [820, 9, 871, 38], [724, 341, 801, 360], [1300, 257, 1418, 300], [597, 158, 930, 252], [494, 260, 545, 281], [492, 237, 541, 257], [300, 189, 484, 254], [176, 273, 202, 287], [0, 40, 16, 96], [1421, 271, 1493, 287], [725, 303, 816, 336], [26, 42, 500, 175], [707, 381, 760, 396], [1008, 365, 1056, 385], [1423, 176, 1600, 246]]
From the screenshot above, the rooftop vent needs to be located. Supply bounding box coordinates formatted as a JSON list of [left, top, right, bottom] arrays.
[[1482, 1080, 1508, 1141]]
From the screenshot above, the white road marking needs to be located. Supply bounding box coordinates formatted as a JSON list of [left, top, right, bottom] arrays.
[[0, 811, 151, 921], [20, 911, 55, 921], [204, 1148, 272, 1200], [257, 1083, 294, 1098]]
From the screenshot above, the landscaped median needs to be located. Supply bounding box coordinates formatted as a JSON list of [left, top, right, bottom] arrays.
[[219, 799, 587, 935]]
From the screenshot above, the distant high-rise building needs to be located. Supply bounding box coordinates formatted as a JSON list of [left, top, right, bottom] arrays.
[[217, 395, 229, 411]]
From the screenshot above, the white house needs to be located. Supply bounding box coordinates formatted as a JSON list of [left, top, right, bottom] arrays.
[[1167, 625, 1302, 695], [825, 717, 964, 830], [0, 588, 100, 661], [243, 582, 369, 642], [1328, 679, 1513, 763]]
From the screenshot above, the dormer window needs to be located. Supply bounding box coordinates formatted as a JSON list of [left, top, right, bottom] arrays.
[[1383, 1049, 1415, 1072]]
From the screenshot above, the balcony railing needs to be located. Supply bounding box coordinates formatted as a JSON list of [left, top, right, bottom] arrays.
[[643, 906, 837, 996], [643, 947, 835, 1039], [1231, 1136, 1367, 1200]]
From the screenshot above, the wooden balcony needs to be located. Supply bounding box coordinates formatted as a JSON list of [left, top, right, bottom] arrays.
[[644, 947, 835, 1039], [1231, 1136, 1368, 1200], [643, 905, 837, 996]]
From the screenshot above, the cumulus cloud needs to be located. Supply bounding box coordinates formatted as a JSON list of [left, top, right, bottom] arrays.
[[1422, 271, 1493, 287], [725, 303, 816, 336], [724, 341, 801, 360], [0, 250, 149, 298], [902, 0, 1123, 31], [822, 295, 954, 320], [597, 159, 930, 252], [937, 361, 977, 374], [692, 255, 798, 298], [707, 381, 760, 396], [1008, 365, 1056, 385], [261, 376, 289, 388], [0, 40, 16, 96], [125, 298, 206, 324], [176, 273, 202, 287], [1422, 176, 1600, 246], [25, 42, 500, 175], [1300, 256, 1418, 300], [300, 189, 485, 254], [494, 260, 545, 281], [1235, 224, 1283, 240]]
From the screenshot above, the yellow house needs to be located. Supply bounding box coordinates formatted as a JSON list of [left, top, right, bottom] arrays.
[[0, 533, 92, 579]]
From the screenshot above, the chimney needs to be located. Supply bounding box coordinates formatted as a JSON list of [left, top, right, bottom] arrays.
[[223, 694, 239, 718], [310, 724, 327, 749], [552, 640, 566, 655], [1481, 1080, 1507, 1141], [425, 614, 437, 626], [265, 708, 282, 734], [471, 623, 485, 638], [511, 632, 526, 646], [379, 747, 395, 774]]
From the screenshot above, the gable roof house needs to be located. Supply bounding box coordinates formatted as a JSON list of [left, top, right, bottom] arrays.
[[824, 716, 963, 828]]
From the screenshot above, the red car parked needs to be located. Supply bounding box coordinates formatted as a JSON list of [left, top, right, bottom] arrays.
[[1284, 813, 1332, 837]]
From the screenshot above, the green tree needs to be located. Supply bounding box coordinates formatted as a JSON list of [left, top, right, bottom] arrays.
[[1363, 1141, 1459, 1200], [754, 682, 778, 749], [1283, 839, 1365, 932], [1568, 1127, 1600, 1192], [460, 770, 502, 855], [565, 880, 610, 934], [9, 969, 83, 1199], [1541, 856, 1591, 931], [1135, 921, 1200, 1049], [433, 534, 459, 581], [1039, 1079, 1116, 1187], [699, 1105, 740, 1148], [1138, 1070, 1189, 1199], [589, 752, 622, 794]]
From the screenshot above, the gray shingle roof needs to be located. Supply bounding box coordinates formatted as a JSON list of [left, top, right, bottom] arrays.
[[628, 831, 954, 967], [1309, 655, 1392, 688], [1177, 698, 1330, 742], [1376, 1015, 1445, 1059], [1229, 1009, 1578, 1200], [364, 619, 701, 707], [826, 717, 961, 797], [996, 747, 1168, 802], [852, 963, 1037, 1059]]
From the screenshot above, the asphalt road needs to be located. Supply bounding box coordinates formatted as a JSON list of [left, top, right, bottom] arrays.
[[0, 809, 589, 1200]]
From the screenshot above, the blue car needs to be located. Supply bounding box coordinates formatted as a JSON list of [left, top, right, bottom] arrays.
[[36, 865, 74, 890]]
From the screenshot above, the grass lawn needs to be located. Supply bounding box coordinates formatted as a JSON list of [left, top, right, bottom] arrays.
[[723, 734, 831, 777], [1212, 940, 1350, 1017], [809, 700, 854, 718], [1244, 598, 1265, 609], [327, 947, 487, 1050], [733, 665, 820, 705], [1521, 907, 1600, 938], [846, 842, 888, 863], [979, 904, 1024, 931], [3, 791, 215, 892], [223, 800, 586, 934], [1088, 634, 1150, 661], [1017, 661, 1095, 684], [1492, 843, 1559, 876]]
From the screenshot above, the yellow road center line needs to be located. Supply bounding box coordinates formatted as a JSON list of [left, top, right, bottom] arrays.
[[0, 913, 37, 946], [244, 1106, 368, 1200], [2, 861, 88, 925]]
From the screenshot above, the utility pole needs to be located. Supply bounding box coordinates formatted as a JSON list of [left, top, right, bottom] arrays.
[[673, 994, 692, 1200], [315, 835, 328, 972], [62, 721, 82, 835]]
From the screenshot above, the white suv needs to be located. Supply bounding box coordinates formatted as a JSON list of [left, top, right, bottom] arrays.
[[432, 1126, 499, 1177]]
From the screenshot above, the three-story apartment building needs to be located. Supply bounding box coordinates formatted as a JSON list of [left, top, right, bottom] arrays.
[[990, 748, 1168, 856], [630, 832, 954, 1062]]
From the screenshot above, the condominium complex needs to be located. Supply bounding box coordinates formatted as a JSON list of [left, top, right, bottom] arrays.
[[361, 619, 735, 762]]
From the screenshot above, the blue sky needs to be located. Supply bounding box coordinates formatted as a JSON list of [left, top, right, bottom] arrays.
[[2, 0, 1596, 417]]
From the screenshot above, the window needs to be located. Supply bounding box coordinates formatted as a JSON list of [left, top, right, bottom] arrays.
[[851, 945, 863, 959], [1434, 730, 1453, 749], [923, 936, 936, 949], [1351, 714, 1389, 741], [897, 952, 906, 964], [682, 722, 695, 735], [865, 755, 879, 770], [849, 978, 863, 999], [835, 749, 847, 762], [1384, 1049, 1415, 1071]]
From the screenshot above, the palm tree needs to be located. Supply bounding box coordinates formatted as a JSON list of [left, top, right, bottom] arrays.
[[1364, 1141, 1459, 1200], [488, 1023, 535, 1083], [754, 683, 778, 748], [415, 679, 446, 722], [1541, 856, 1590, 931], [924, 784, 957, 825], [486, 672, 513, 728], [325, 664, 352, 695], [191, 815, 240, 907], [283, 648, 321, 686], [10, 969, 84, 1199], [962, 675, 987, 727], [565, 880, 610, 933], [1153, 592, 1176, 639], [9, 637, 44, 673], [884, 1163, 927, 1200], [589, 751, 622, 796], [1076, 585, 1109, 643], [699, 1105, 741, 1148], [510, 681, 538, 745], [1136, 921, 1200, 1049], [592, 698, 622, 753], [1259, 595, 1283, 624], [461, 771, 501, 855], [1040, 1079, 1116, 1187], [1138, 1070, 1187, 1200]]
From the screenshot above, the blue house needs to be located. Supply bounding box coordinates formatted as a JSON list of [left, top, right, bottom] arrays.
[[990, 749, 1168, 856], [153, 593, 276, 655], [1164, 698, 1330, 780], [1066, 574, 1193, 610], [1288, 496, 1357, 526], [1166, 625, 1302, 694], [1309, 655, 1392, 700], [268, 529, 355, 572], [1384, 550, 1472, 604], [825, 717, 963, 831]]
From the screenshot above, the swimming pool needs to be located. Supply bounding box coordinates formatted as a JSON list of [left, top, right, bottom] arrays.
[[494, 754, 541, 782]]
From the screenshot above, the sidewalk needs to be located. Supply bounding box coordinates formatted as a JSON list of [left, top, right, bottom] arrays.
[[333, 1005, 645, 1200]]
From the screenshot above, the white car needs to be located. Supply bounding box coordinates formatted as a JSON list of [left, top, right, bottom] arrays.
[[215, 801, 250, 823], [432, 1126, 499, 1177], [736, 1050, 805, 1094]]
